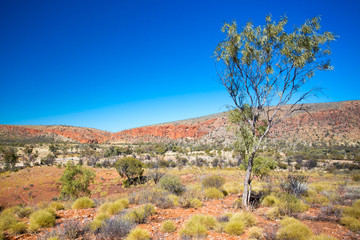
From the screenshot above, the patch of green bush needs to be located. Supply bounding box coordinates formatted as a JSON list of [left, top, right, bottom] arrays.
[[99, 201, 125, 216], [91, 212, 110, 231], [190, 198, 203, 208], [50, 202, 65, 211], [277, 194, 309, 216], [15, 206, 33, 218], [126, 227, 151, 240], [0, 209, 18, 231], [161, 220, 176, 233], [29, 209, 56, 231], [72, 197, 95, 209], [340, 216, 360, 232], [8, 221, 27, 235], [159, 175, 184, 195], [224, 221, 244, 235], [204, 187, 224, 199], [276, 217, 312, 240], [223, 181, 242, 194], [202, 175, 225, 190], [261, 195, 279, 207], [230, 211, 257, 227], [126, 204, 156, 224], [168, 194, 179, 207], [116, 198, 129, 208], [248, 226, 264, 240]]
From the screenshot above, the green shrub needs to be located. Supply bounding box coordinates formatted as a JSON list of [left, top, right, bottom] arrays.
[[188, 215, 218, 230], [9, 221, 27, 235], [305, 193, 329, 206], [126, 227, 151, 240], [261, 195, 278, 207], [159, 175, 184, 195], [204, 187, 224, 199], [340, 216, 360, 232], [230, 211, 257, 227], [248, 226, 264, 240], [180, 221, 208, 239], [0, 211, 18, 231], [351, 173, 360, 182], [116, 157, 144, 186], [168, 194, 180, 207], [126, 204, 156, 224], [99, 201, 125, 215], [276, 217, 312, 240], [310, 235, 337, 240], [161, 220, 176, 233], [59, 163, 95, 199], [15, 206, 34, 218], [266, 207, 279, 220], [202, 175, 225, 189], [72, 197, 95, 209], [91, 213, 110, 231], [50, 202, 65, 211], [353, 199, 360, 209], [190, 198, 203, 208], [29, 209, 56, 231], [277, 194, 309, 216], [232, 198, 242, 209], [116, 198, 129, 208], [223, 181, 242, 194], [224, 221, 244, 235]]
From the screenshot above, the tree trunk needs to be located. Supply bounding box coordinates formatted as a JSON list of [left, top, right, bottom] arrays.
[[242, 155, 254, 208]]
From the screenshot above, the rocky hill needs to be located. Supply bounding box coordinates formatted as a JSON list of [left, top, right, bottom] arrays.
[[1, 100, 359, 145]]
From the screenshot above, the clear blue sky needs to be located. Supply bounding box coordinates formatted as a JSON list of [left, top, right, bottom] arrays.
[[1, 0, 359, 132]]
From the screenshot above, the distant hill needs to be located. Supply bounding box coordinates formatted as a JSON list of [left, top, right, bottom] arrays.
[[1, 100, 359, 145]]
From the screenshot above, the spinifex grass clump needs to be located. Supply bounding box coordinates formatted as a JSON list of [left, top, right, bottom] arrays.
[[161, 220, 176, 233], [29, 209, 56, 231], [180, 215, 219, 239], [126, 227, 151, 240], [276, 217, 312, 240], [72, 197, 95, 209]]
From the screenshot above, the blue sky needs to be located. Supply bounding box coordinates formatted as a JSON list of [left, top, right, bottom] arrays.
[[0, 0, 359, 132]]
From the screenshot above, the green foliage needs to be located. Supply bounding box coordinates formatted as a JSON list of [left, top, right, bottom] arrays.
[[72, 197, 95, 209], [126, 227, 151, 240], [50, 202, 65, 211], [99, 201, 125, 216], [8, 221, 27, 235], [158, 175, 184, 195], [190, 198, 203, 208], [230, 211, 257, 227], [202, 175, 226, 189], [59, 163, 95, 199], [340, 216, 360, 232], [223, 181, 242, 194], [126, 204, 156, 224], [261, 195, 279, 207], [204, 187, 224, 199], [248, 226, 264, 240], [180, 215, 218, 239], [116, 198, 129, 208], [115, 157, 144, 182], [161, 220, 176, 233], [276, 217, 312, 240], [29, 209, 56, 231], [91, 212, 110, 231], [277, 193, 309, 216], [224, 221, 245, 236], [0, 209, 18, 231], [3, 147, 18, 170]]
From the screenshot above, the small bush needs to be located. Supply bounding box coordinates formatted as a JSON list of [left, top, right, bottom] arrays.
[[99, 201, 125, 216], [317, 205, 342, 221], [29, 209, 56, 231], [16, 206, 34, 218], [340, 216, 360, 232], [188, 215, 218, 230], [100, 217, 135, 239], [351, 173, 360, 182], [305, 194, 329, 206], [0, 211, 18, 231], [230, 211, 256, 227], [159, 175, 185, 195], [9, 221, 27, 235], [161, 220, 176, 233], [127, 204, 156, 224], [223, 181, 242, 194], [266, 207, 279, 220], [261, 195, 278, 207], [224, 221, 244, 235], [277, 194, 308, 216], [72, 197, 95, 209], [232, 198, 242, 209], [128, 189, 174, 208], [180, 221, 207, 239], [179, 188, 205, 208], [50, 202, 65, 211], [276, 217, 312, 240], [202, 175, 225, 190], [190, 198, 203, 208], [343, 206, 360, 219], [116, 198, 129, 208], [62, 220, 82, 239], [168, 194, 180, 207], [310, 235, 337, 240], [91, 213, 110, 231], [204, 187, 224, 199], [126, 227, 151, 240], [248, 226, 264, 240], [281, 174, 308, 197]]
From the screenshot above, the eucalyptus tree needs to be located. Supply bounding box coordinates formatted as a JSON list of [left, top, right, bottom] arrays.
[[215, 15, 335, 207]]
